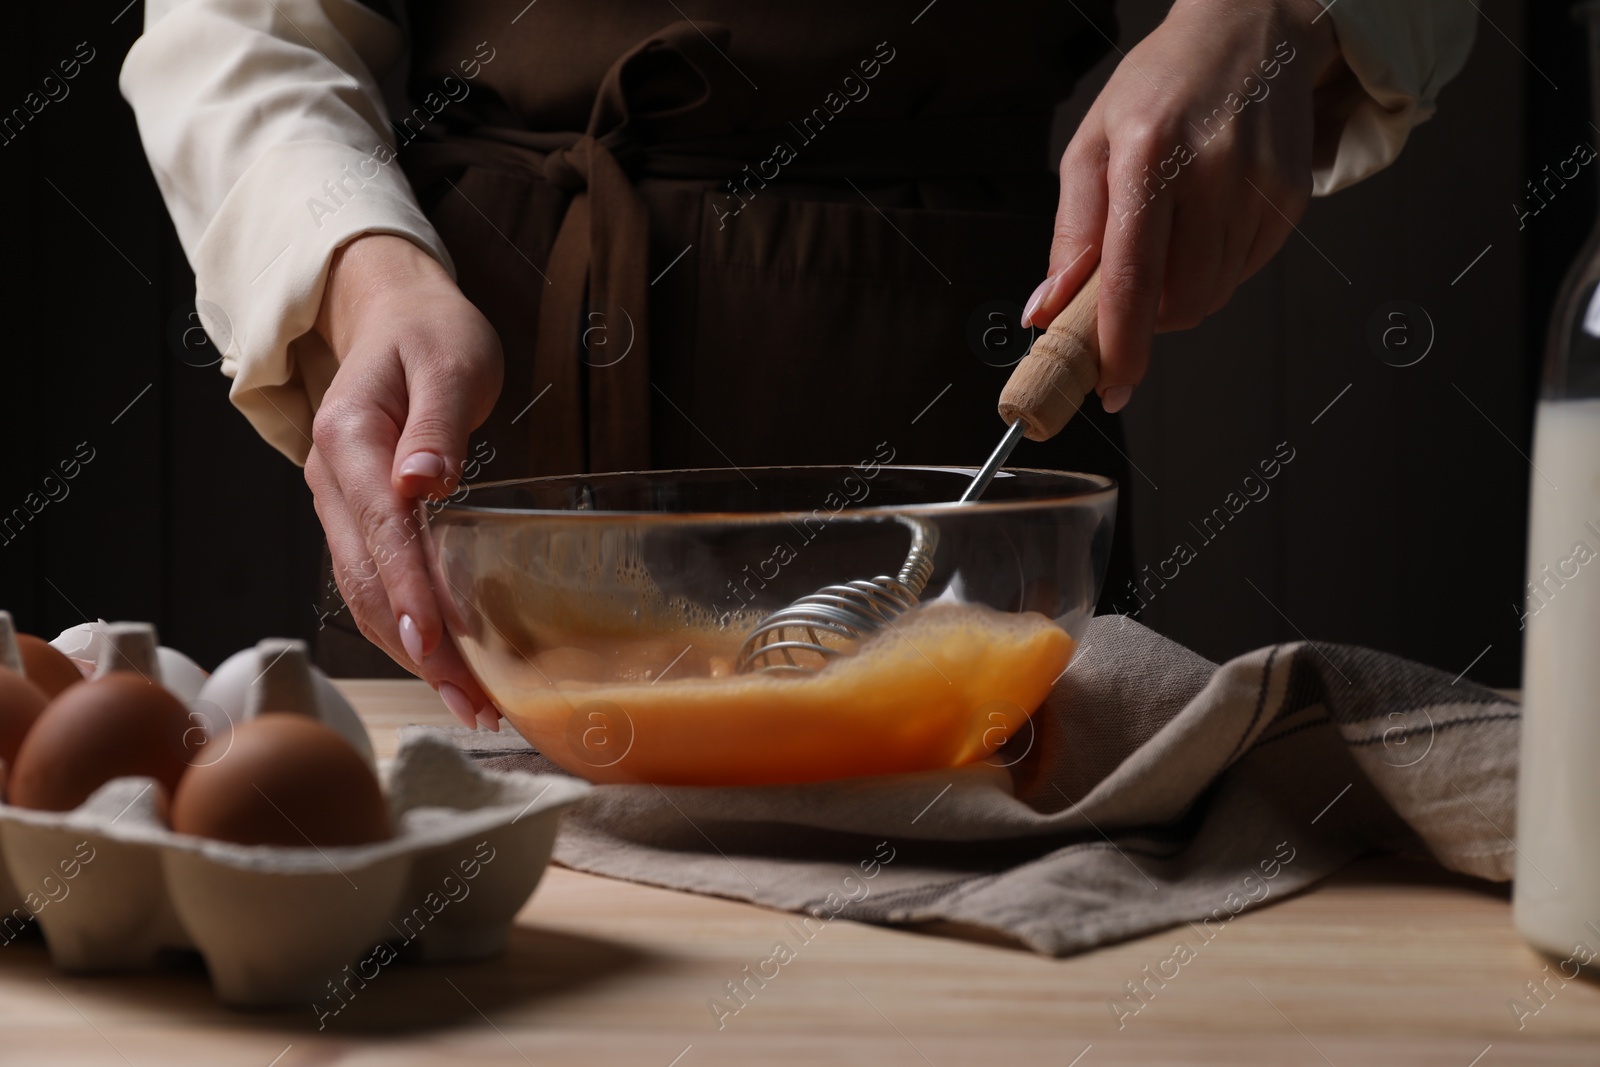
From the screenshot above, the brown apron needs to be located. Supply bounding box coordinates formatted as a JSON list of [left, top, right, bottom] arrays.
[[317, 0, 1133, 675]]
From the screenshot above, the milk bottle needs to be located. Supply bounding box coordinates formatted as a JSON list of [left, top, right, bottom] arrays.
[[1514, 10, 1600, 951], [1517, 398, 1600, 956]]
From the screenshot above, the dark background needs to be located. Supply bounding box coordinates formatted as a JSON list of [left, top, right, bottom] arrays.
[[0, 0, 1583, 684]]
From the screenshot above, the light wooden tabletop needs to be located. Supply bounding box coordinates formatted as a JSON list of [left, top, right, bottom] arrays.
[[0, 679, 1595, 1066]]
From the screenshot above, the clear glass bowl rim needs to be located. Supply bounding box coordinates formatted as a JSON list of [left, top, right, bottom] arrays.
[[434, 465, 1117, 521]]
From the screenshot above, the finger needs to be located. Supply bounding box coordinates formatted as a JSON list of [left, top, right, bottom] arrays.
[[1241, 201, 1295, 283], [314, 395, 454, 666], [423, 566, 509, 733], [1025, 116, 1110, 328], [1239, 174, 1308, 282], [1095, 142, 1176, 409], [308, 448, 493, 725], [1208, 202, 1260, 315], [1155, 197, 1225, 333], [392, 346, 501, 501], [307, 447, 407, 666]]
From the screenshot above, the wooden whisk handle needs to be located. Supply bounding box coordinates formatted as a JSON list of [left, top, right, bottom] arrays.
[[998, 265, 1102, 442]]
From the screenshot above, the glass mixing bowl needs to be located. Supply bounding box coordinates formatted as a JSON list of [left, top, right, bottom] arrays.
[[424, 466, 1116, 786]]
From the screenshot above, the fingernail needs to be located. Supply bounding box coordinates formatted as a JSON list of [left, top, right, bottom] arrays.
[[1021, 273, 1058, 327], [476, 703, 501, 733], [1102, 385, 1135, 414], [398, 451, 446, 481], [438, 681, 477, 728], [398, 613, 425, 663]]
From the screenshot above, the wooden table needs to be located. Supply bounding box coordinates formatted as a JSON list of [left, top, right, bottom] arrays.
[[0, 680, 1595, 1065]]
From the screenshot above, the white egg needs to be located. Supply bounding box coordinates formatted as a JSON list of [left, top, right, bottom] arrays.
[[49, 621, 207, 702], [156, 647, 208, 704], [195, 639, 374, 768]]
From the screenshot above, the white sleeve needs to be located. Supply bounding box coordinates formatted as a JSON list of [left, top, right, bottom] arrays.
[[1310, 0, 1478, 195], [119, 0, 456, 465]]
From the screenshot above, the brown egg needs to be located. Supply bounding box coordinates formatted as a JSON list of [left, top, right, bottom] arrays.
[[8, 673, 195, 812], [16, 634, 84, 698], [171, 713, 390, 847], [0, 666, 49, 781]]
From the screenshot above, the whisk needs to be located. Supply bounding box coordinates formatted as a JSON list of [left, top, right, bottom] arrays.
[[734, 266, 1105, 675], [734, 515, 940, 673]]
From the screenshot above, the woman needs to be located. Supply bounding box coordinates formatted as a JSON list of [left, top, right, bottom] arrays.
[[121, 0, 1474, 726]]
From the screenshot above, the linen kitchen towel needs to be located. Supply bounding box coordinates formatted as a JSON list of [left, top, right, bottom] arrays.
[[423, 614, 1519, 957]]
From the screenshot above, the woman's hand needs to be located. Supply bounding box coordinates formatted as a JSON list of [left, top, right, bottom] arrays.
[[306, 234, 504, 727], [1023, 0, 1342, 412]]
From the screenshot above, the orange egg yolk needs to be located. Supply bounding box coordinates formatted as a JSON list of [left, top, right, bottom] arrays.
[[486, 601, 1074, 786]]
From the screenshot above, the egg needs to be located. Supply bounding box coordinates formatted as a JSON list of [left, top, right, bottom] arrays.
[[8, 673, 196, 813], [193, 640, 374, 767], [171, 713, 390, 847], [48, 620, 207, 702], [151, 647, 208, 705], [0, 666, 49, 785], [16, 633, 85, 698]]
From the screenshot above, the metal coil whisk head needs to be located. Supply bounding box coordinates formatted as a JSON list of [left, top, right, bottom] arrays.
[[735, 517, 939, 675]]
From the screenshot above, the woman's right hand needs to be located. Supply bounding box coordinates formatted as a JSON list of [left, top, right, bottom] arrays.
[[305, 233, 505, 728], [1022, 0, 1340, 413]]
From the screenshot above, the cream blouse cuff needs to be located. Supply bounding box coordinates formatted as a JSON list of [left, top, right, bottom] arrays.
[[1312, 0, 1478, 195], [120, 0, 454, 466], [198, 139, 453, 465]]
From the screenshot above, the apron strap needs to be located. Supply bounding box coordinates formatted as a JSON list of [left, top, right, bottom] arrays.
[[537, 132, 652, 474], [408, 20, 746, 474]]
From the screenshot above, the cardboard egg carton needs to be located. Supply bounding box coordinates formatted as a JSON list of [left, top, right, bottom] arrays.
[[0, 633, 590, 1007], [0, 731, 588, 1005]]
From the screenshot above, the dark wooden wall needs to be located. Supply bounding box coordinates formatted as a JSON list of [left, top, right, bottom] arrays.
[[0, 2, 324, 670], [0, 0, 1579, 685]]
